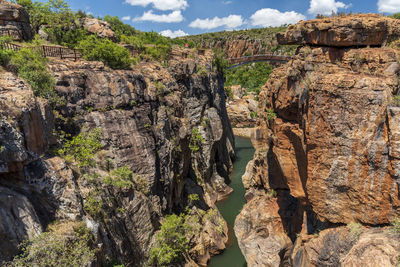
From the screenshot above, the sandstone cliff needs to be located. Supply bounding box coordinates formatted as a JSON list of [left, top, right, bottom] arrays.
[[236, 14, 400, 267], [0, 48, 235, 266]]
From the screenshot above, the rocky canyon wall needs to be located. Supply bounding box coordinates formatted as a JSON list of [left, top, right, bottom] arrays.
[[235, 14, 400, 267], [0, 48, 235, 266]]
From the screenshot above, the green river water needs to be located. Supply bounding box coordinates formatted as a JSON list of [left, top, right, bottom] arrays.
[[208, 136, 255, 267]]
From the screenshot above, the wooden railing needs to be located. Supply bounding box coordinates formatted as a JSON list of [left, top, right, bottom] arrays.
[[0, 41, 82, 61]]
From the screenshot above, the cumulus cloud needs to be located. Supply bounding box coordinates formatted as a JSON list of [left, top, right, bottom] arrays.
[[133, 10, 183, 23], [125, 0, 188, 11], [122, 16, 131, 21], [378, 0, 400, 13], [250, 8, 305, 27], [189, 15, 243, 30], [308, 0, 350, 15], [160, 29, 188, 38]]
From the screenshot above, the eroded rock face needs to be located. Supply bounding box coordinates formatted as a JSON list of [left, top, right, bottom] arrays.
[[234, 190, 292, 267], [277, 14, 400, 47], [0, 48, 234, 266], [0, 0, 33, 40], [292, 227, 400, 267], [259, 46, 400, 225], [236, 15, 400, 267]]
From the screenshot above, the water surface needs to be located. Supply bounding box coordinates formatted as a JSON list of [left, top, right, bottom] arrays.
[[208, 136, 254, 267]]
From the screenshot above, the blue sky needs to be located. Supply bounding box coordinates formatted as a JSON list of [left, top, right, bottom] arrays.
[[64, 0, 400, 37]]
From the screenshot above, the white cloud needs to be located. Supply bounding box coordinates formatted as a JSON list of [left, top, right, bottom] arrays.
[[223, 1, 232, 4], [122, 16, 131, 21], [250, 8, 306, 27], [378, 0, 400, 13], [160, 29, 188, 38], [308, 0, 350, 15], [133, 10, 184, 23], [189, 15, 244, 30], [125, 0, 188, 11]]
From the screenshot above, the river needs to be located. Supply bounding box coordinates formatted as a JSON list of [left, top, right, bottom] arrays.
[[208, 136, 254, 267]]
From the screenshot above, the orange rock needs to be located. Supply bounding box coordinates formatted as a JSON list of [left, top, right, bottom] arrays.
[[277, 14, 400, 47]]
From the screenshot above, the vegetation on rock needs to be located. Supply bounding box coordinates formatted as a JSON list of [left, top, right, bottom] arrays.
[[57, 128, 103, 167], [6, 221, 96, 267]]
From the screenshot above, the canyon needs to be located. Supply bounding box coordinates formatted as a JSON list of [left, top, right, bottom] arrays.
[[0, 0, 400, 266]]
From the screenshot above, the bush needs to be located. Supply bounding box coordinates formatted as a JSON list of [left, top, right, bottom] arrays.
[[58, 128, 103, 167], [78, 35, 131, 69], [266, 108, 277, 121], [213, 48, 229, 75], [7, 221, 96, 267], [104, 166, 133, 189], [189, 127, 204, 153], [149, 214, 189, 266], [10, 48, 56, 100]]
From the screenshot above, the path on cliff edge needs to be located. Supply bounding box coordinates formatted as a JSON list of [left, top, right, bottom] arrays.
[[208, 136, 254, 267]]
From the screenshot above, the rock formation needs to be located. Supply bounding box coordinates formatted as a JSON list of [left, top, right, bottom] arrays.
[[80, 17, 116, 40], [236, 14, 400, 267], [226, 85, 258, 137], [0, 0, 33, 40], [0, 48, 235, 266]]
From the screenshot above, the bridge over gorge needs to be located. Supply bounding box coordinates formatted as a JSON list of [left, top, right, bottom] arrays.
[[227, 54, 292, 69]]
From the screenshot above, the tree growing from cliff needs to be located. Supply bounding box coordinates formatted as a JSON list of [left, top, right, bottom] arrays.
[[149, 214, 190, 266], [58, 128, 103, 167]]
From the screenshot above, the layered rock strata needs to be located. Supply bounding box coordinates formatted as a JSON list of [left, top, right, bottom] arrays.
[[236, 14, 400, 267], [0, 48, 235, 266]]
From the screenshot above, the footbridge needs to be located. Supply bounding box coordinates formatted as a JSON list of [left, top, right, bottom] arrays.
[[227, 54, 291, 69]]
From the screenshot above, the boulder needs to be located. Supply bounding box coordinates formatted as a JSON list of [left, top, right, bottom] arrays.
[[277, 14, 400, 47], [80, 17, 116, 40], [0, 0, 33, 40]]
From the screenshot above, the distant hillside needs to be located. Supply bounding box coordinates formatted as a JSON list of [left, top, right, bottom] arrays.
[[181, 27, 297, 58]]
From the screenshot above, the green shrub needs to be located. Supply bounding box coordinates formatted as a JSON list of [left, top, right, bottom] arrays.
[[104, 166, 133, 189], [213, 48, 229, 75], [10, 48, 56, 100], [84, 190, 103, 219], [266, 108, 277, 121], [78, 35, 131, 69], [149, 214, 189, 266], [7, 222, 96, 267], [250, 111, 258, 118], [347, 221, 362, 238], [196, 65, 208, 78], [189, 127, 204, 153], [58, 128, 103, 167]]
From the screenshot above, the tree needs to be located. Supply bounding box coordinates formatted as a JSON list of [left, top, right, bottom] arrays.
[[149, 214, 189, 266]]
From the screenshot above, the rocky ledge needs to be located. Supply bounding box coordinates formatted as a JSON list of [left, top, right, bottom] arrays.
[[236, 14, 400, 267]]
